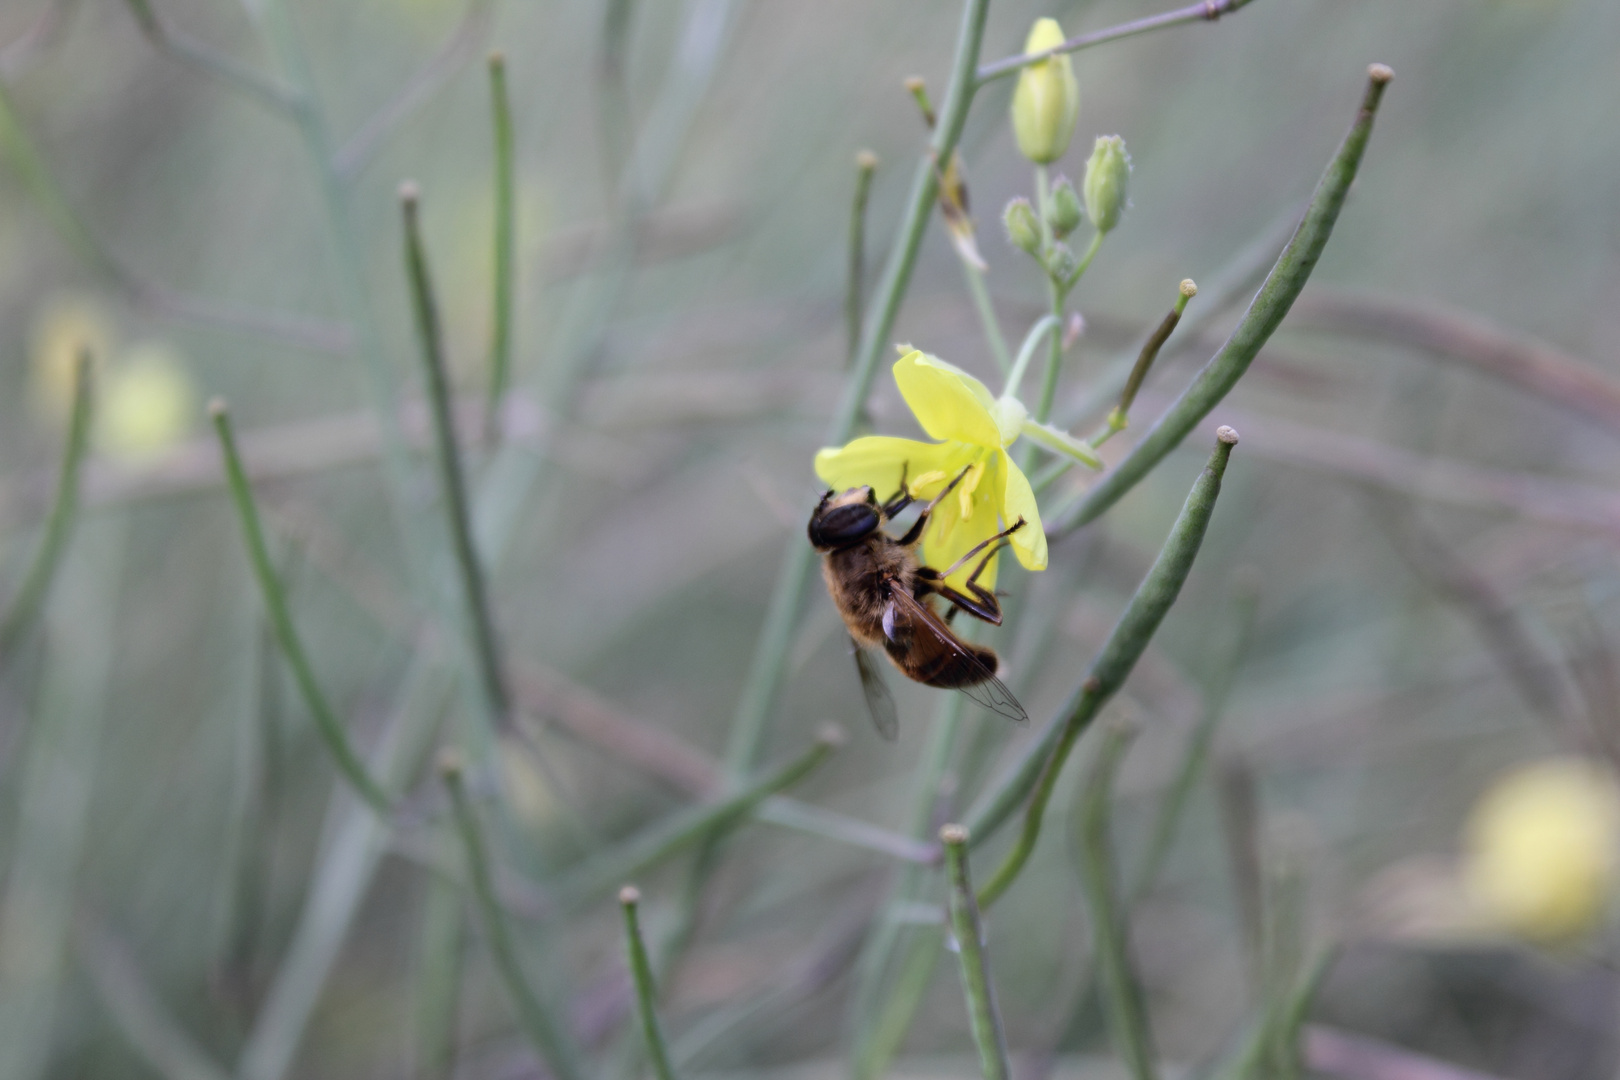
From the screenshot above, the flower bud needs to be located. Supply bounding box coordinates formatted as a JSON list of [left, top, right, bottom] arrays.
[[1010, 19, 1080, 165], [1083, 135, 1130, 234], [1047, 175, 1081, 238], [1045, 241, 1077, 281], [1002, 197, 1040, 255]]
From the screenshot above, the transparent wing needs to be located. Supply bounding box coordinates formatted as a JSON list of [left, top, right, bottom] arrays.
[[852, 639, 900, 741], [888, 589, 1029, 725]]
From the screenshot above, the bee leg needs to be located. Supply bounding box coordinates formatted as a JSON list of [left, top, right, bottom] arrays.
[[881, 463, 913, 518], [896, 465, 973, 546], [914, 518, 1027, 626]]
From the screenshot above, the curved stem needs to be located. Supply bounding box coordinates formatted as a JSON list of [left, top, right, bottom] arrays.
[[210, 402, 392, 814], [1048, 65, 1392, 539], [1004, 314, 1062, 401], [962, 261, 1013, 375], [942, 826, 1010, 1080], [486, 51, 516, 441], [970, 431, 1237, 897], [976, 0, 1259, 83], [0, 351, 92, 656]]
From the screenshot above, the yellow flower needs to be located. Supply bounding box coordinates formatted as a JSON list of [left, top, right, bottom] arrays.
[[98, 344, 197, 460], [1011, 19, 1080, 165], [815, 351, 1057, 593], [1462, 756, 1620, 944]]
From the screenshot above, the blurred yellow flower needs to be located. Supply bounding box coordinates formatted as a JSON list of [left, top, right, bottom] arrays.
[[1462, 756, 1620, 944], [98, 344, 197, 460], [815, 350, 1050, 593], [1011, 18, 1080, 165], [29, 295, 111, 426]]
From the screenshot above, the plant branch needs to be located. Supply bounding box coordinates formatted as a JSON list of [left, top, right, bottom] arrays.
[[942, 826, 1010, 1080], [0, 351, 92, 656], [619, 887, 680, 1080], [847, 151, 879, 368], [1048, 65, 1391, 539], [485, 52, 516, 441], [976, 0, 1258, 83], [118, 0, 300, 113], [210, 401, 392, 814], [968, 429, 1238, 884]]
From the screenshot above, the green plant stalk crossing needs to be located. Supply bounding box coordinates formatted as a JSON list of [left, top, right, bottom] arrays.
[[846, 152, 878, 368], [1049, 65, 1391, 538], [942, 826, 1010, 1080], [211, 404, 392, 813], [442, 758, 586, 1080], [971, 431, 1236, 902], [403, 188, 512, 729]]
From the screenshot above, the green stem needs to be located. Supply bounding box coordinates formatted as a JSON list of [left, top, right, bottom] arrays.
[[619, 888, 680, 1080], [486, 52, 516, 442], [402, 186, 511, 729], [118, 0, 300, 113], [1004, 314, 1062, 402], [1063, 229, 1105, 293], [1086, 280, 1195, 448], [1075, 725, 1159, 1080], [722, 0, 992, 779], [941, 826, 1010, 1080], [0, 351, 92, 656], [962, 260, 1013, 375], [210, 402, 392, 814], [975, 0, 1260, 83], [441, 754, 586, 1080], [556, 729, 843, 909], [846, 151, 878, 369], [1048, 65, 1392, 539], [969, 430, 1238, 892], [412, 873, 464, 1080]]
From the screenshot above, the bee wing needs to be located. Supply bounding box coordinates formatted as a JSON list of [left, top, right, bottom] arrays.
[[851, 638, 900, 742], [887, 589, 1029, 726]]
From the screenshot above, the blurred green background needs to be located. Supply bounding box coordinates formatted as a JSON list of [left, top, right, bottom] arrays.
[[0, 0, 1618, 1078]]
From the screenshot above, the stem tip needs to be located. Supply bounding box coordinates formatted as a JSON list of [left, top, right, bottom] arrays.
[[1216, 425, 1239, 446], [903, 76, 926, 93], [437, 747, 466, 780], [1179, 278, 1198, 298], [399, 180, 421, 206], [856, 149, 879, 170], [489, 50, 505, 69], [207, 397, 228, 420], [1368, 63, 1394, 84], [619, 885, 641, 906], [818, 723, 849, 749], [940, 823, 970, 846]]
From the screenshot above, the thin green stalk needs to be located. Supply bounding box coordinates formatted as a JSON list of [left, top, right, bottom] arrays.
[[858, 930, 945, 1079], [847, 150, 879, 368], [1129, 573, 1258, 901], [1049, 65, 1392, 539], [412, 874, 464, 1080], [1075, 724, 1159, 1080], [969, 429, 1238, 894], [557, 729, 843, 909], [1004, 314, 1061, 402], [210, 401, 391, 814], [0, 351, 92, 656], [962, 260, 1013, 375], [941, 826, 1010, 1080], [402, 185, 511, 729], [486, 51, 515, 441], [1087, 279, 1196, 449], [975, 0, 1259, 83], [723, 0, 992, 779], [619, 887, 679, 1080], [755, 797, 940, 863], [440, 752, 586, 1080]]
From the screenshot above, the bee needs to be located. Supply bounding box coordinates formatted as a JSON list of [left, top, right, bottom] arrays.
[[807, 466, 1028, 739]]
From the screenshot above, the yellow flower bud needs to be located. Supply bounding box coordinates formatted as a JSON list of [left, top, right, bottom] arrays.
[[99, 344, 197, 460], [1083, 135, 1130, 234], [1462, 757, 1620, 944], [1010, 19, 1080, 165]]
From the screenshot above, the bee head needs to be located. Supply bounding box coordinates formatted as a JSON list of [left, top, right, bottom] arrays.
[[807, 486, 882, 551]]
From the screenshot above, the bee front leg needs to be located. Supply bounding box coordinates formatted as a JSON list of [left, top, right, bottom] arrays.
[[896, 465, 974, 546]]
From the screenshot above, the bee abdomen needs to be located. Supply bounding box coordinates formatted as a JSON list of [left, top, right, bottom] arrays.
[[897, 641, 1000, 689]]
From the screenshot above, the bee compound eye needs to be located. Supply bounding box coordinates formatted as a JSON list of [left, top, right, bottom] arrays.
[[809, 503, 880, 549]]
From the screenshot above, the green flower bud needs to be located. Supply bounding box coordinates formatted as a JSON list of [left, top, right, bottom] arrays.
[[1045, 241, 1077, 282], [1010, 19, 1080, 165], [1047, 175, 1082, 239], [1003, 197, 1040, 255], [1083, 135, 1131, 234]]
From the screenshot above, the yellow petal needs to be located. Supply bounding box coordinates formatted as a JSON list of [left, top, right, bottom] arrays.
[[893, 350, 1002, 448], [921, 464, 1004, 596], [1000, 453, 1047, 571], [813, 436, 964, 497]]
